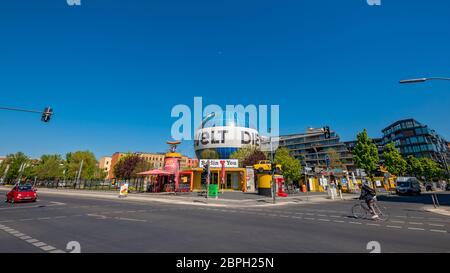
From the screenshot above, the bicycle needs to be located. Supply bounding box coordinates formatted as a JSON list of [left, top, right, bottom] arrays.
[[352, 197, 389, 221]]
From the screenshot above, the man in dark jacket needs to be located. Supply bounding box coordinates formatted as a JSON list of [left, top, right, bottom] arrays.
[[359, 181, 378, 219]]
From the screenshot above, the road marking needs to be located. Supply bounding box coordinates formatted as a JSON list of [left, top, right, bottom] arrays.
[[279, 215, 290, 218], [430, 229, 447, 233], [304, 217, 315, 220], [428, 223, 445, 227], [87, 214, 109, 219], [38, 217, 51, 220], [50, 250, 66, 253], [305, 213, 315, 216], [394, 216, 407, 218], [366, 223, 380, 226], [19, 236, 31, 240], [386, 225, 402, 229], [295, 212, 304, 215], [54, 216, 67, 219], [26, 239, 39, 243], [349, 222, 362, 225], [318, 219, 330, 222], [13, 233, 25, 237], [292, 216, 302, 219], [408, 227, 425, 231], [41, 245, 56, 251], [19, 219, 34, 221], [333, 220, 345, 223], [410, 216, 424, 219], [409, 222, 424, 225], [329, 215, 341, 218], [114, 217, 147, 222], [390, 220, 405, 224], [317, 214, 327, 217], [33, 242, 47, 247]]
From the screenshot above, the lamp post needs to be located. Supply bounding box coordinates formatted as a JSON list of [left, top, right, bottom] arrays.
[[399, 77, 450, 84]]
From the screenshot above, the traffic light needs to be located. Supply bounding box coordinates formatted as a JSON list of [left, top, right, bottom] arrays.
[[323, 126, 331, 139], [41, 107, 53, 123]]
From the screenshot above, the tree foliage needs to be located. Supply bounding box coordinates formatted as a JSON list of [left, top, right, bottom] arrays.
[[0, 152, 30, 183], [113, 154, 150, 180], [274, 147, 302, 183], [352, 129, 379, 181], [383, 142, 407, 176], [65, 151, 99, 180], [230, 145, 266, 167]]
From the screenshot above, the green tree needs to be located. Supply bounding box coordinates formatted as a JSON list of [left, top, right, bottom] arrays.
[[420, 157, 443, 181], [405, 155, 423, 178], [274, 147, 302, 183], [230, 145, 266, 167], [383, 142, 407, 176], [352, 129, 380, 187], [66, 151, 98, 180], [0, 152, 30, 183], [34, 154, 65, 180]]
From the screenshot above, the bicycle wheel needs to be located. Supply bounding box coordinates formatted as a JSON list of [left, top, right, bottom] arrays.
[[374, 204, 389, 222], [352, 204, 367, 219]]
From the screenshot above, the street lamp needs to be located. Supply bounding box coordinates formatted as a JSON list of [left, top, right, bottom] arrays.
[[399, 77, 450, 84]]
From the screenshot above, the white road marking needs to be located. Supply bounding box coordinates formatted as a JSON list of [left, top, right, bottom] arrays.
[[19, 236, 32, 240], [430, 229, 447, 233], [408, 227, 425, 231], [304, 217, 315, 220], [33, 242, 47, 247], [114, 217, 147, 222], [38, 217, 51, 220], [292, 216, 302, 219], [318, 219, 330, 222], [387, 225, 402, 229], [317, 214, 327, 217], [349, 222, 362, 225], [54, 216, 67, 219], [390, 220, 405, 224], [26, 239, 39, 243], [366, 223, 380, 226], [428, 223, 445, 227], [333, 220, 345, 223], [20, 219, 33, 221], [13, 233, 25, 237], [409, 222, 424, 225], [41, 245, 56, 251], [330, 215, 341, 218]]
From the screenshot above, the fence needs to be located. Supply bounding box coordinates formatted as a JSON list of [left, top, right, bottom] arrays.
[[5, 178, 147, 193]]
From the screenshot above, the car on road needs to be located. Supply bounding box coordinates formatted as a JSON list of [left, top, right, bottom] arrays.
[[253, 160, 282, 174], [6, 184, 37, 203], [395, 177, 421, 195]]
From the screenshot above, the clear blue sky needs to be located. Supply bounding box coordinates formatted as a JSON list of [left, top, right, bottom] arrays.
[[1, 0, 449, 159]]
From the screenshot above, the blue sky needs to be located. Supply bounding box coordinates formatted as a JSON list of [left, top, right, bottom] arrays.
[[1, 0, 449, 159]]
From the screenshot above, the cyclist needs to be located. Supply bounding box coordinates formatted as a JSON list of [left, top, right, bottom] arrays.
[[359, 180, 378, 219]]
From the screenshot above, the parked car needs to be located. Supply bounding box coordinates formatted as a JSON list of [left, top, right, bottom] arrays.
[[396, 177, 421, 195], [6, 184, 37, 203], [253, 160, 282, 174]]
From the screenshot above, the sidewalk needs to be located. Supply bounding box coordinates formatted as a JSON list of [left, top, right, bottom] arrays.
[[0, 186, 358, 208]]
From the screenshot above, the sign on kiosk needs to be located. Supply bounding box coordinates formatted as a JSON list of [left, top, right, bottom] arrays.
[[199, 159, 239, 168]]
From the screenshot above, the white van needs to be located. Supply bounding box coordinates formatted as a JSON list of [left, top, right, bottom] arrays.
[[396, 177, 421, 195]]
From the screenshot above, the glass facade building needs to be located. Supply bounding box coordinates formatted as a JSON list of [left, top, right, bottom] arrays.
[[270, 128, 354, 171], [382, 119, 450, 170]]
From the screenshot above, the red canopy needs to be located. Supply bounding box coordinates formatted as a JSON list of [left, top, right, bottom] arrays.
[[137, 169, 173, 176]]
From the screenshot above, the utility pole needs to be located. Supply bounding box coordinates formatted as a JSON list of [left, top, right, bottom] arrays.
[[76, 159, 84, 186], [1, 164, 10, 184]]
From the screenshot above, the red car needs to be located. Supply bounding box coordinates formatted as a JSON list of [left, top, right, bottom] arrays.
[[6, 184, 37, 203]]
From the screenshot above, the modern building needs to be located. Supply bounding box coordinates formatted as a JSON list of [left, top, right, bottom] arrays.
[[266, 127, 354, 171], [381, 119, 450, 172]]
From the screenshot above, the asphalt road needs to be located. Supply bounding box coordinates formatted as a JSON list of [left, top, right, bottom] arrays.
[[0, 189, 449, 253]]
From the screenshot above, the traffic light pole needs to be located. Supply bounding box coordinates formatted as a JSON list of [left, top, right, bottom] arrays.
[[0, 106, 53, 122]]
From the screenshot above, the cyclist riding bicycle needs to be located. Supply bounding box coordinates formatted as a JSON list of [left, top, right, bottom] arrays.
[[359, 180, 378, 219]]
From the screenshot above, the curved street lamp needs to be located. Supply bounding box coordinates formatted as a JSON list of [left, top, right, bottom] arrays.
[[399, 77, 450, 84]]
